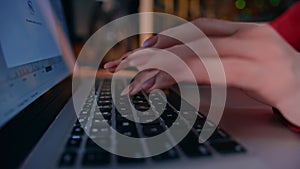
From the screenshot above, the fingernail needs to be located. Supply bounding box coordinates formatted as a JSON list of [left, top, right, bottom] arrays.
[[103, 63, 110, 69], [142, 78, 154, 89], [129, 86, 139, 96], [142, 36, 157, 48], [121, 85, 131, 96]]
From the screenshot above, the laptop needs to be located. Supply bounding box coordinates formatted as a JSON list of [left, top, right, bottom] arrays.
[[1, 1, 299, 169]]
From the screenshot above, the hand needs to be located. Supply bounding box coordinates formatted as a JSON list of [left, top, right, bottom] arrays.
[[104, 18, 245, 93], [104, 18, 300, 127]]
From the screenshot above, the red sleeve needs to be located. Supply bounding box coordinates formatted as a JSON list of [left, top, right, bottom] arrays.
[[270, 1, 300, 51]]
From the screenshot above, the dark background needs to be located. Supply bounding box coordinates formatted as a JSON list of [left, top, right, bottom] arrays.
[[60, 0, 298, 63]]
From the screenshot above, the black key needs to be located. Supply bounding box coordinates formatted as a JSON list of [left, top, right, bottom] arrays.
[[79, 114, 89, 120], [83, 103, 92, 109], [210, 140, 246, 154], [115, 117, 138, 137], [85, 138, 111, 151], [166, 94, 181, 111], [125, 130, 139, 137], [74, 120, 81, 127], [142, 124, 165, 137], [100, 91, 111, 96], [66, 137, 82, 148], [132, 99, 148, 104], [116, 121, 137, 133], [164, 120, 175, 128], [92, 119, 111, 127], [86, 138, 101, 149], [78, 117, 87, 127], [99, 95, 112, 100], [115, 139, 145, 161], [149, 94, 162, 101], [152, 149, 179, 162], [132, 99, 150, 106], [161, 111, 178, 127], [164, 104, 175, 112], [164, 119, 187, 133], [118, 96, 130, 102], [136, 110, 156, 118], [193, 118, 206, 131], [98, 105, 112, 112], [131, 99, 147, 104], [139, 117, 160, 124], [179, 132, 211, 157], [82, 152, 110, 166], [208, 129, 230, 143], [116, 112, 133, 119], [135, 105, 150, 111], [131, 93, 145, 99], [168, 120, 186, 130], [94, 111, 111, 120], [59, 151, 77, 166], [97, 100, 112, 106], [115, 106, 132, 115], [151, 101, 165, 112], [100, 87, 111, 92], [117, 156, 145, 164], [102, 111, 112, 120], [71, 126, 84, 136], [80, 110, 90, 116], [116, 115, 131, 124], [194, 121, 217, 136], [180, 102, 197, 111], [85, 98, 94, 104], [180, 143, 211, 157], [161, 111, 178, 120], [180, 111, 200, 121], [117, 120, 134, 127], [81, 106, 91, 112], [90, 126, 111, 138]]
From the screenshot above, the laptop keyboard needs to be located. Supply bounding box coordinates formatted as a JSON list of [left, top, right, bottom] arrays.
[[58, 79, 246, 167]]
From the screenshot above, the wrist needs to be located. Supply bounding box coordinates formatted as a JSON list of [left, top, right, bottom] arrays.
[[273, 107, 300, 132], [275, 92, 300, 128], [274, 51, 300, 128]]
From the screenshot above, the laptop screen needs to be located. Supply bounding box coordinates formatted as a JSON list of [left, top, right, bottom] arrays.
[[0, 0, 74, 128]]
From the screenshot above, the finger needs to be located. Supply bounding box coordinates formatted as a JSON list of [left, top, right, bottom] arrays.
[[104, 50, 136, 72], [191, 18, 243, 37], [189, 57, 258, 89], [127, 59, 253, 95], [117, 39, 254, 89], [129, 71, 176, 96], [170, 35, 259, 60], [129, 70, 159, 96], [121, 38, 225, 73], [124, 57, 255, 94], [116, 46, 204, 84], [141, 78, 156, 91], [106, 66, 117, 73], [104, 59, 122, 71], [121, 69, 160, 96], [142, 18, 245, 48], [208, 37, 258, 59], [129, 77, 156, 96], [115, 48, 157, 72], [148, 71, 176, 90], [142, 34, 182, 48]]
